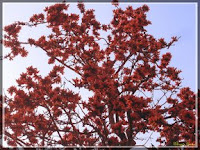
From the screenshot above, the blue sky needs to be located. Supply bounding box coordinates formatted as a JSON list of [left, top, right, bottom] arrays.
[[2, 2, 197, 147], [3, 3, 197, 92]]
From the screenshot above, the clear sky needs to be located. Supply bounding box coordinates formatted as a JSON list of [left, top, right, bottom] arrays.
[[2, 2, 197, 147]]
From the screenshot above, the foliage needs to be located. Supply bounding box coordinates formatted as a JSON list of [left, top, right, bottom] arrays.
[[3, 2, 196, 147]]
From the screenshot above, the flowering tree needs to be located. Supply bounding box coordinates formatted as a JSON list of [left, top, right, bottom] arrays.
[[3, 2, 196, 147]]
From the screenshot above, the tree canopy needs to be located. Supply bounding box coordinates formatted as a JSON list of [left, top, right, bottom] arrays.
[[2, 2, 196, 147]]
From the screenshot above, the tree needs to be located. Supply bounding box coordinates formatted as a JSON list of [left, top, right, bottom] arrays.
[[2, 2, 196, 147]]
